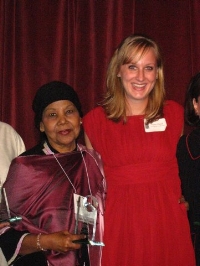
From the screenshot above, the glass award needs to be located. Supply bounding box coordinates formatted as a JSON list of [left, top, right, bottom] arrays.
[[73, 193, 105, 246], [0, 185, 22, 224]]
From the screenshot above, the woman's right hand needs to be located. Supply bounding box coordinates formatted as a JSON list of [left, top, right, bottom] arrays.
[[20, 230, 86, 255], [40, 230, 86, 253]]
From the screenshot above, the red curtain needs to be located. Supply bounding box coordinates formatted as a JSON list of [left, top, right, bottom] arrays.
[[1, 0, 200, 149], [135, 0, 200, 105]]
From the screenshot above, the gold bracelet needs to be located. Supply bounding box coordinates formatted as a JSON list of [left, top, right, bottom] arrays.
[[36, 233, 47, 251]]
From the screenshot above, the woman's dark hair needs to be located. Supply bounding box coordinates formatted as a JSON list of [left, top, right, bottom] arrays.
[[185, 72, 200, 126]]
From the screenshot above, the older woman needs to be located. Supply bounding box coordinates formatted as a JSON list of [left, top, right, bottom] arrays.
[[0, 81, 105, 266]]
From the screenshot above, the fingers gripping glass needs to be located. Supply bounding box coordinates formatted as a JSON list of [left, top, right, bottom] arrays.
[[73, 194, 104, 246]]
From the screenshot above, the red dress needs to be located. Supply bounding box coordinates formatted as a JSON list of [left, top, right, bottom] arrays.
[[83, 100, 195, 266]]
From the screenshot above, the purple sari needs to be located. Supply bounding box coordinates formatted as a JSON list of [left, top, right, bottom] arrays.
[[3, 146, 105, 266]]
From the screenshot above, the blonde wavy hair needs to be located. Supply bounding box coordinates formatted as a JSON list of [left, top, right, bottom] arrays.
[[102, 34, 165, 123]]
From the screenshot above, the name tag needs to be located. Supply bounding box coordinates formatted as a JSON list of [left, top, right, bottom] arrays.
[[144, 118, 167, 132]]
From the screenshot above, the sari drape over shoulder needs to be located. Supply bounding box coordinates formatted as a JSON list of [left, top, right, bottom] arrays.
[[3, 146, 105, 266]]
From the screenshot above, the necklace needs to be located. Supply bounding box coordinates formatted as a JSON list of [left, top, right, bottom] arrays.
[[42, 142, 92, 195]]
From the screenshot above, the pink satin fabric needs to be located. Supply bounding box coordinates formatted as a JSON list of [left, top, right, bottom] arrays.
[[3, 147, 105, 266]]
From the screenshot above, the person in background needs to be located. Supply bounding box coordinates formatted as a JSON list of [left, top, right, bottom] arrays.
[[83, 34, 195, 266], [0, 121, 25, 185], [0, 122, 25, 264], [0, 81, 105, 266], [177, 72, 200, 266]]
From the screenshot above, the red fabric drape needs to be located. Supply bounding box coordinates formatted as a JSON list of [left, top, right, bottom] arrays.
[[1, 0, 200, 148], [134, 0, 200, 105]]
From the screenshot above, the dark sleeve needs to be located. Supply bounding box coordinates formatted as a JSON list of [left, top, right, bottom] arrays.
[[176, 135, 191, 197], [0, 228, 28, 261], [0, 228, 48, 266], [177, 136, 199, 231], [13, 252, 48, 266]]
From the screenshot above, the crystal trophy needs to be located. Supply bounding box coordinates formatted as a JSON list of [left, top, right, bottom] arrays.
[[73, 194, 104, 246], [0, 185, 22, 224]]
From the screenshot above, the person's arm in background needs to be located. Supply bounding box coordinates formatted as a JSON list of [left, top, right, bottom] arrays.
[[176, 135, 191, 210], [0, 122, 26, 185], [14, 131, 26, 156], [0, 222, 9, 229]]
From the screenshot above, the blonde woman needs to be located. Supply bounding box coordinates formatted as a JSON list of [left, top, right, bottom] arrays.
[[83, 34, 195, 266]]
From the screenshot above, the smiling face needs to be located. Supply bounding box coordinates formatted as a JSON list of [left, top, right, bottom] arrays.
[[117, 48, 158, 113], [40, 100, 81, 153]]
